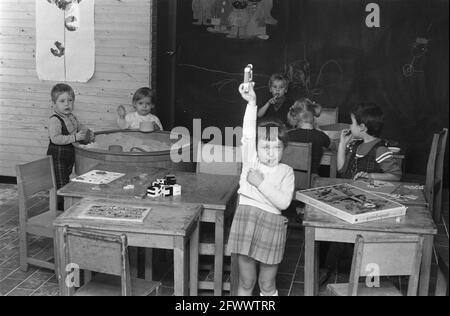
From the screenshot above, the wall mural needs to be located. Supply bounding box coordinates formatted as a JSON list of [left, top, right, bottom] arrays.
[[192, 0, 277, 39], [36, 0, 95, 82]]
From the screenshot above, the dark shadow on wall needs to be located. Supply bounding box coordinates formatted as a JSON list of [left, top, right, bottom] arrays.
[[158, 0, 449, 185]]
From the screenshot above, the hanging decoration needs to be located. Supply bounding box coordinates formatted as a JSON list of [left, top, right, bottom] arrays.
[[36, 0, 95, 82], [193, 0, 278, 40]]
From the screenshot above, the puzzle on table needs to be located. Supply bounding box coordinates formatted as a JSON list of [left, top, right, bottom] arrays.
[[72, 170, 125, 185], [147, 175, 181, 198], [78, 203, 151, 223], [296, 183, 407, 224]]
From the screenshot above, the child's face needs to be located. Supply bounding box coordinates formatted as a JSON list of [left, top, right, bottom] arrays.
[[257, 138, 284, 167], [270, 80, 288, 98], [53, 92, 74, 115], [350, 114, 364, 138], [134, 96, 153, 116]]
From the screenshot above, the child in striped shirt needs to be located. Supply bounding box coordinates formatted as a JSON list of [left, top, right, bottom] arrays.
[[337, 103, 401, 181]]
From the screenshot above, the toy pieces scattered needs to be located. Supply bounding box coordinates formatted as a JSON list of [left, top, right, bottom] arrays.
[[147, 184, 181, 198], [151, 175, 177, 187]]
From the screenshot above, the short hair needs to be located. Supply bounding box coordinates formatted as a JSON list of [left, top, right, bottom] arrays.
[[351, 103, 384, 137], [288, 98, 322, 125], [256, 118, 289, 148], [51, 83, 75, 103], [268, 73, 289, 89], [132, 87, 154, 105]]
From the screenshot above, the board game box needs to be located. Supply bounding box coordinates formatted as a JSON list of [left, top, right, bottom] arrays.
[[296, 183, 407, 224], [77, 203, 151, 223]]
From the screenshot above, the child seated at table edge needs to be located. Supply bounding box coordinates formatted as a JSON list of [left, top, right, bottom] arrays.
[[337, 103, 401, 181]]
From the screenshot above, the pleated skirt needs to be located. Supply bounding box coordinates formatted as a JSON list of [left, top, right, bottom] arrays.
[[227, 205, 288, 265]]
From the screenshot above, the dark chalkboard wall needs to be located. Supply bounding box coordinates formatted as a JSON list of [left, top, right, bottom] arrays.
[[156, 0, 449, 184]]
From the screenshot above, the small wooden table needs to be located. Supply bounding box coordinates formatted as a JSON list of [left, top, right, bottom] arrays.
[[53, 197, 202, 296], [58, 164, 240, 296], [298, 177, 437, 296]]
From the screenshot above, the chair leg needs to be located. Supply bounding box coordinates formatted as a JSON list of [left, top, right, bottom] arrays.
[[435, 267, 448, 296], [19, 230, 29, 272]]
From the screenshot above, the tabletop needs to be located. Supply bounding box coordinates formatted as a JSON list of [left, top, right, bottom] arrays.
[[58, 164, 240, 211], [299, 177, 437, 235], [54, 197, 203, 237]]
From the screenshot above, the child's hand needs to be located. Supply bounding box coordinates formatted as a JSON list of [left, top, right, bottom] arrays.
[[239, 82, 256, 104], [268, 96, 278, 105], [247, 168, 264, 188], [340, 129, 352, 146], [75, 130, 86, 142], [353, 171, 370, 181], [117, 105, 126, 118], [152, 122, 160, 131]]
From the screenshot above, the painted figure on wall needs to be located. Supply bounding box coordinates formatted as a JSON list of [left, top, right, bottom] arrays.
[[262, 0, 277, 25], [192, 0, 215, 25], [227, 0, 250, 38], [207, 0, 233, 33], [194, 0, 277, 39], [245, 0, 268, 39]]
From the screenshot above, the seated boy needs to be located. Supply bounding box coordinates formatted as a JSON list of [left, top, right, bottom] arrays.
[[337, 103, 401, 181]]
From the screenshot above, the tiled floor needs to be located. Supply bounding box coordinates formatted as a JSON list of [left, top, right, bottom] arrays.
[[0, 183, 447, 296]]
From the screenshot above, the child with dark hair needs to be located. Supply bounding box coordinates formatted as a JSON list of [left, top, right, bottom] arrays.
[[117, 87, 163, 131], [47, 83, 88, 209], [257, 73, 294, 127], [338, 103, 401, 181], [227, 81, 295, 296]]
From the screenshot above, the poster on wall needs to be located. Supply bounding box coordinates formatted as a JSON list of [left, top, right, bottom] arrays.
[[36, 0, 95, 82]]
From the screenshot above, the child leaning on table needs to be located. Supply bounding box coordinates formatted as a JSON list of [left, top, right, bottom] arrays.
[[337, 103, 401, 181], [117, 87, 163, 131], [227, 81, 295, 297], [46, 83, 88, 209]]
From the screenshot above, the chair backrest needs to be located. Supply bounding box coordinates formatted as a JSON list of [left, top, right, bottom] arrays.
[[15, 156, 57, 218], [348, 235, 424, 296], [316, 107, 339, 127], [424, 128, 448, 222], [63, 227, 131, 296], [196, 142, 242, 176], [281, 142, 312, 189]]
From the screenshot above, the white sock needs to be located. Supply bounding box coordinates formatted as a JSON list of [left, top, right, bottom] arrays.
[[260, 290, 278, 296]]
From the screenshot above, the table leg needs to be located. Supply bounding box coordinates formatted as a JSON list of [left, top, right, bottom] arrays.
[[329, 155, 337, 178], [174, 236, 188, 296], [145, 249, 153, 281], [55, 227, 74, 296], [419, 235, 433, 296], [304, 227, 317, 296], [63, 197, 74, 211], [190, 220, 199, 296], [214, 213, 224, 296]]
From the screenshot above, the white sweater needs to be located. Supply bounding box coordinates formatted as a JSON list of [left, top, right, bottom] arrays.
[[238, 103, 295, 215]]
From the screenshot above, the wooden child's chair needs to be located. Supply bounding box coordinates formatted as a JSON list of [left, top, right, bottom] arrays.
[[16, 156, 62, 272], [316, 107, 339, 127], [402, 128, 448, 222], [62, 227, 161, 296], [196, 142, 242, 176], [196, 142, 241, 295], [327, 235, 424, 296], [281, 142, 313, 190]]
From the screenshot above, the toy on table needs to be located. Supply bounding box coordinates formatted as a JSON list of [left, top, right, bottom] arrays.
[[147, 175, 181, 197], [243, 64, 253, 93]]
